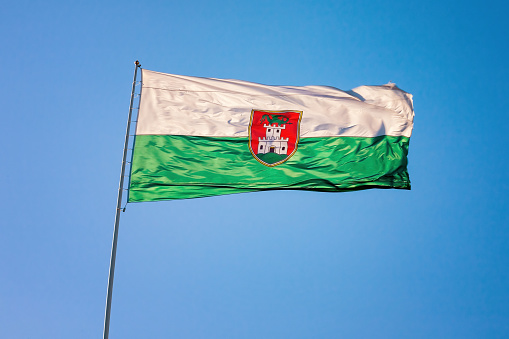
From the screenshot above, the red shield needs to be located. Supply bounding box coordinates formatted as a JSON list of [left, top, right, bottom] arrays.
[[248, 110, 303, 167]]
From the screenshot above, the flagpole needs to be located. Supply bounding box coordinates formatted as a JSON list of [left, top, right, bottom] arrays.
[[103, 60, 141, 339]]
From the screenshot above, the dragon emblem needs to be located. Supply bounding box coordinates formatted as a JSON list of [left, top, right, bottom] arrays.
[[259, 114, 292, 126]]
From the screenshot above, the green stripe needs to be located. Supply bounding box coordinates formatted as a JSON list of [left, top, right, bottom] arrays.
[[128, 135, 410, 202]]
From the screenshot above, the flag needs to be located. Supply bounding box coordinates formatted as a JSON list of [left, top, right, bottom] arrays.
[[128, 69, 414, 202]]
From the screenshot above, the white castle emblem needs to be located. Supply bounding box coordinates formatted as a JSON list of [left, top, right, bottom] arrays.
[[257, 124, 289, 155]]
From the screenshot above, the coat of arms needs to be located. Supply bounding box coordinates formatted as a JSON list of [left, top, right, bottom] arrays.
[[248, 110, 303, 167]]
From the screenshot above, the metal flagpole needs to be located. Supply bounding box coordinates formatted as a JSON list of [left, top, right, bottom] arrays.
[[103, 60, 141, 339]]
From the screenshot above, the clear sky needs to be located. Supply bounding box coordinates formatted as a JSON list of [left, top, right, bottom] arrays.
[[1, 0, 508, 338]]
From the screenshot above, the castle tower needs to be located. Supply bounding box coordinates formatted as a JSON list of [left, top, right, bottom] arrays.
[[257, 124, 289, 155]]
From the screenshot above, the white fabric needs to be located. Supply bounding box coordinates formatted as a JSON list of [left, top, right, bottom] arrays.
[[137, 69, 414, 138]]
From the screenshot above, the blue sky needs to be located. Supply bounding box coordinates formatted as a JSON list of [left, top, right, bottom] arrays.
[[1, 0, 508, 338]]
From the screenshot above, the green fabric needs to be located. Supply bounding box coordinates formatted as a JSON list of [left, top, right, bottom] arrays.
[[128, 135, 410, 202]]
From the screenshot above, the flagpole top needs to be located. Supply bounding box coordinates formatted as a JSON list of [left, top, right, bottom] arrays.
[[135, 60, 140, 67]]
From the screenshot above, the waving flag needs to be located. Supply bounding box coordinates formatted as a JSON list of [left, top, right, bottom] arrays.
[[128, 69, 414, 202]]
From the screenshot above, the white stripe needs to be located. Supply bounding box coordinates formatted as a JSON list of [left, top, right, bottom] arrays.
[[136, 69, 414, 138]]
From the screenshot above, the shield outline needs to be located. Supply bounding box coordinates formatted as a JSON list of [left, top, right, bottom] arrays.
[[248, 109, 303, 167]]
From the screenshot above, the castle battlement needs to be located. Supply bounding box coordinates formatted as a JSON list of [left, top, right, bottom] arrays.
[[263, 124, 286, 129], [259, 137, 289, 141]]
